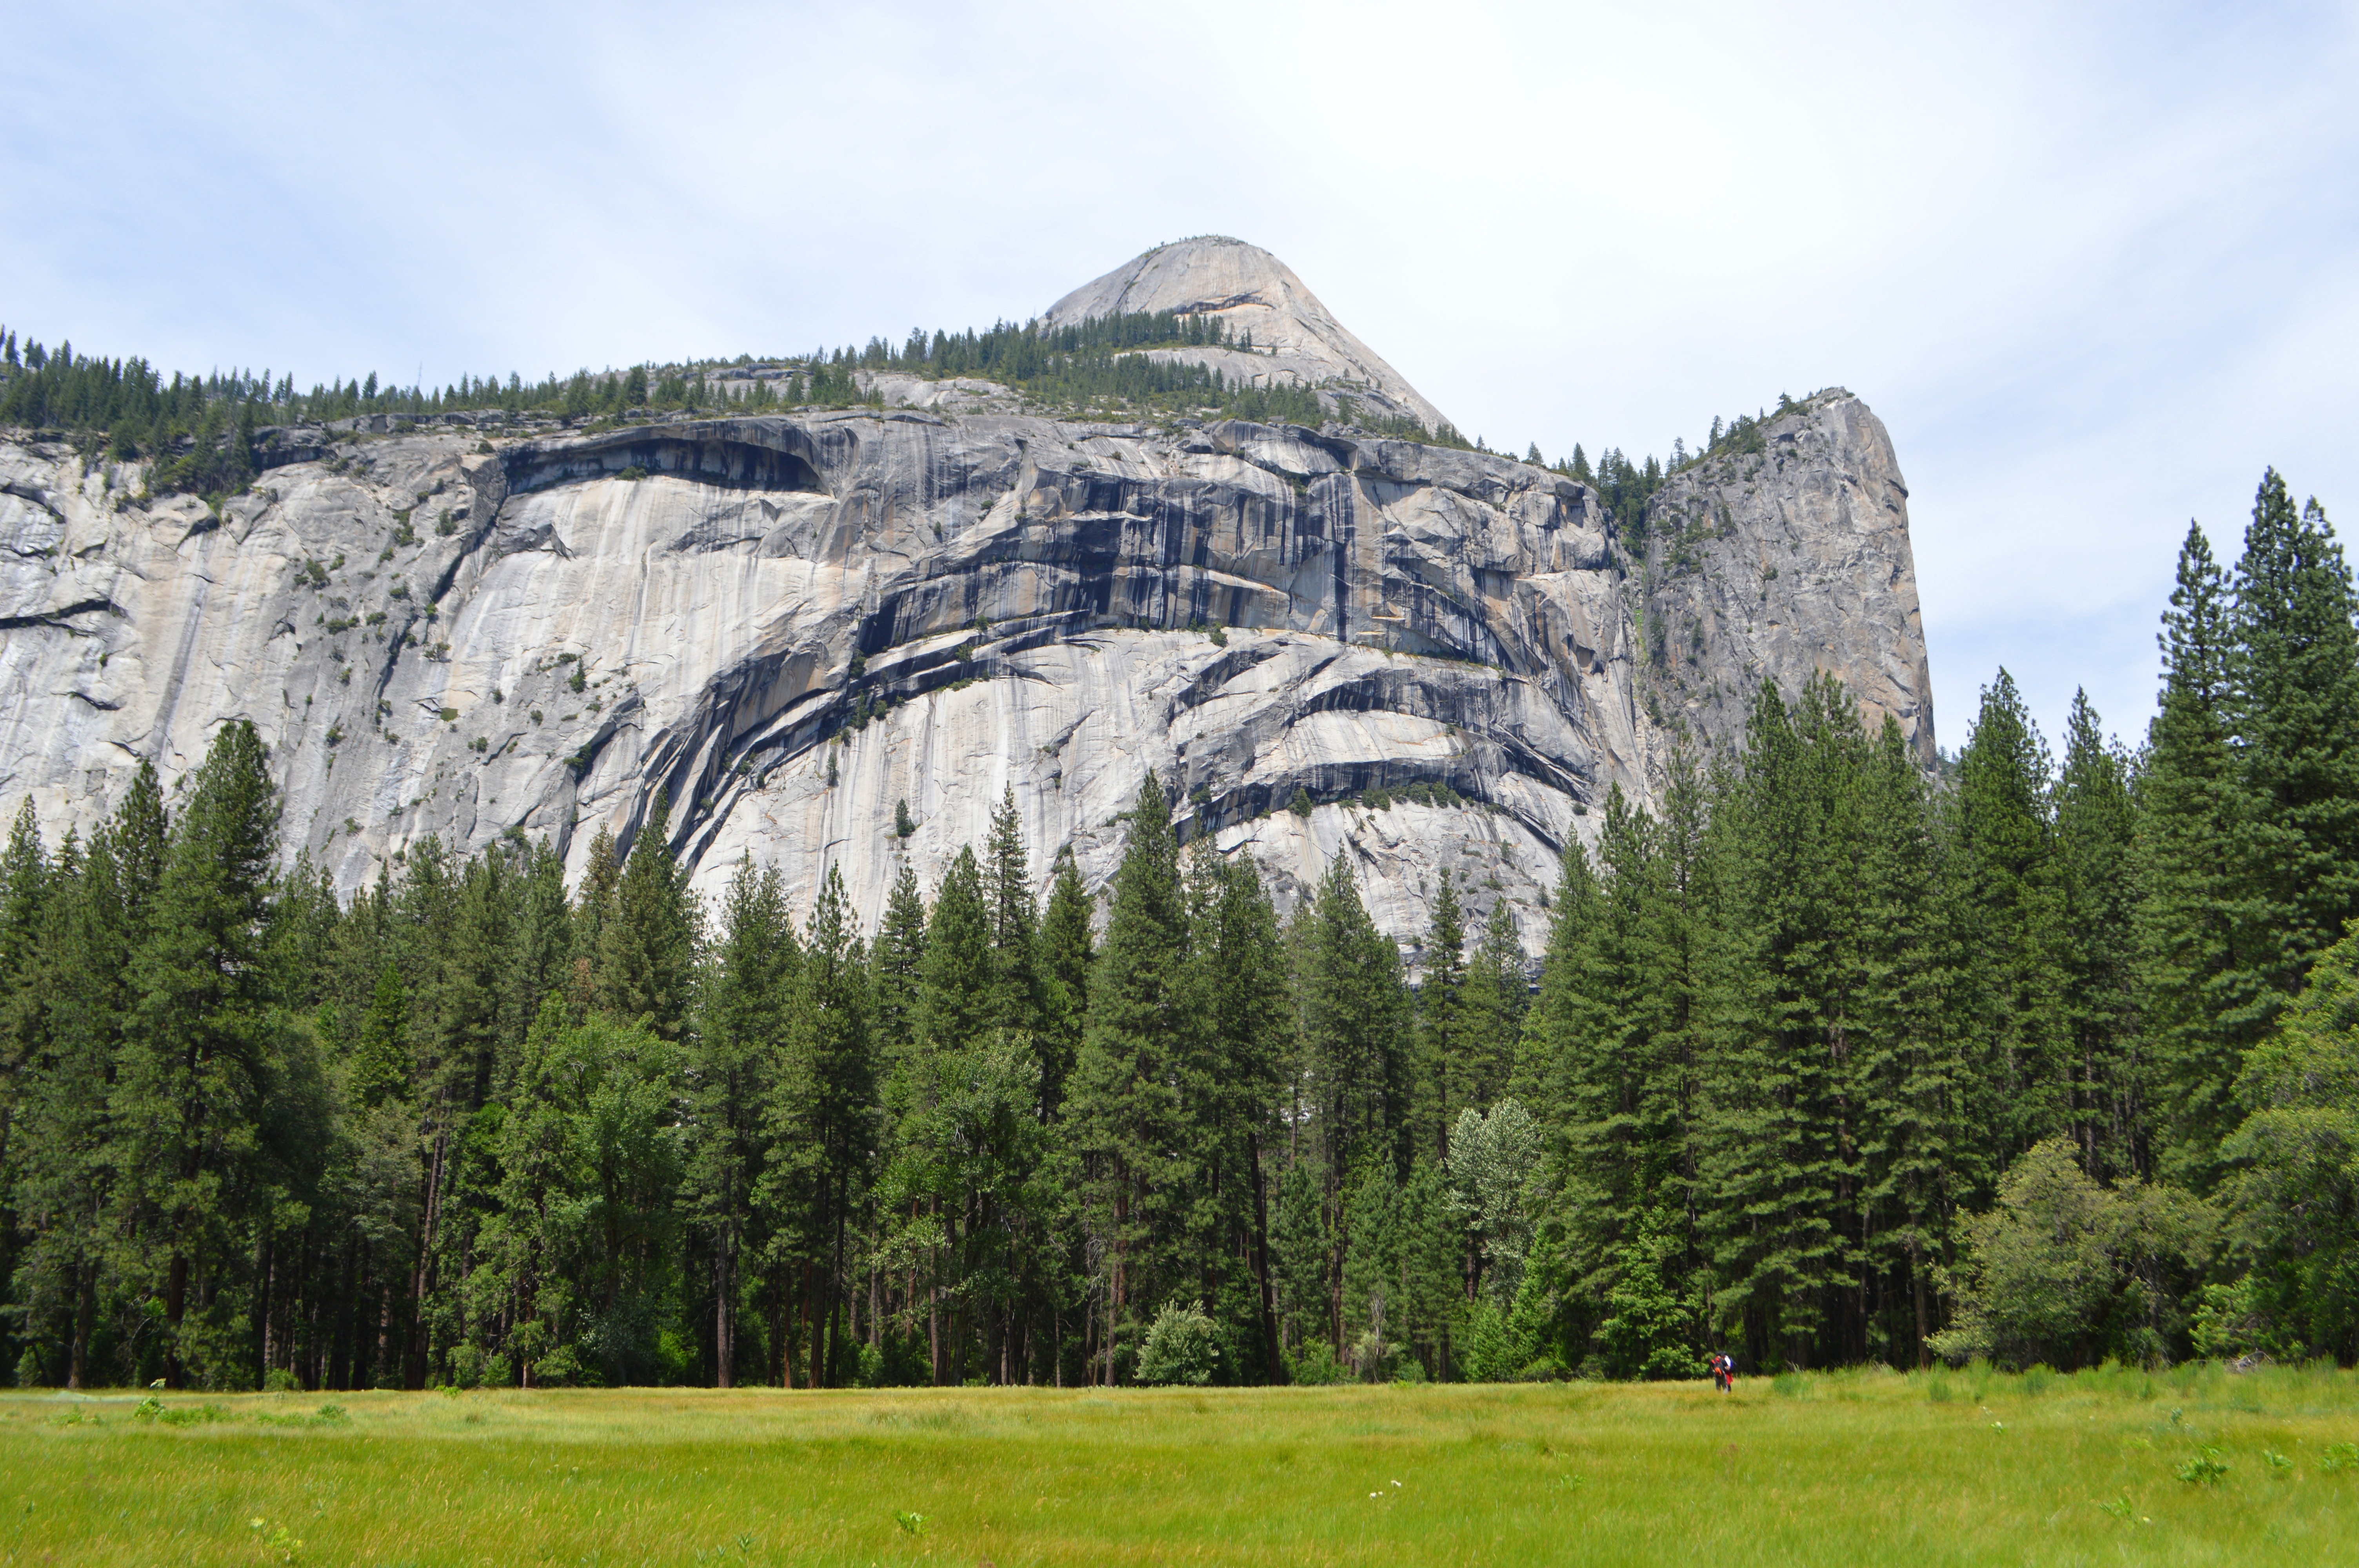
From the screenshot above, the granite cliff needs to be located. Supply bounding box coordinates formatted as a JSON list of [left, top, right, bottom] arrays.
[[0, 241, 1930, 959]]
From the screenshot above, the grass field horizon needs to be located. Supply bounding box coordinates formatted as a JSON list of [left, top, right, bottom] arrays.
[[2, 1364, 2354, 1564]]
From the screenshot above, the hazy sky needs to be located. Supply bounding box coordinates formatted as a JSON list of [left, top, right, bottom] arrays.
[[6, 0, 2353, 756]]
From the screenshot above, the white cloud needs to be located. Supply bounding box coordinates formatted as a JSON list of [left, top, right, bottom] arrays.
[[4, 0, 2352, 754]]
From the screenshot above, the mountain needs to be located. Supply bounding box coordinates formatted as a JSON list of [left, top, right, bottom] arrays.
[[1043, 236, 1451, 431], [0, 250, 1931, 959]]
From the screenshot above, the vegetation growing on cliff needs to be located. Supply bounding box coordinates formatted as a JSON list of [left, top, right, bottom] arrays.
[[0, 309, 1327, 479]]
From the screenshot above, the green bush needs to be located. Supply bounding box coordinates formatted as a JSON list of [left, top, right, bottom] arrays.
[[1926, 1137, 2212, 1370], [1289, 1339, 1352, 1385], [1136, 1301, 1219, 1387]]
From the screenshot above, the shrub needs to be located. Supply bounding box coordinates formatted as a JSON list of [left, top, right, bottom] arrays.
[[1927, 1137, 2213, 1370], [895, 798, 915, 837], [264, 1367, 300, 1392], [616, 464, 648, 481], [1136, 1301, 1219, 1386], [1285, 1339, 1346, 1385], [1289, 786, 1314, 817], [470, 736, 488, 753], [439, 707, 459, 724]]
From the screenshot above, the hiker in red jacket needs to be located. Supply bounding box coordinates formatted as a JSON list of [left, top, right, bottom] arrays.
[[1708, 1352, 1736, 1392]]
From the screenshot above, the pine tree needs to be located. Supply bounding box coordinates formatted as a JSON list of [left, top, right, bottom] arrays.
[[1950, 669, 2066, 1159], [1068, 774, 1192, 1379], [1189, 853, 1290, 1381], [1850, 713, 1970, 1365], [113, 720, 281, 1386], [1415, 869, 1468, 1163], [687, 855, 795, 1386], [1034, 845, 1092, 1122], [352, 964, 410, 1108], [1459, 899, 1525, 1113], [982, 787, 1042, 1034], [917, 848, 992, 1054], [2051, 691, 2144, 1180], [597, 793, 696, 1039], [2139, 522, 2240, 1181], [767, 866, 874, 1387], [1301, 851, 1410, 1186], [13, 826, 109, 1386], [2219, 472, 2359, 1058], [870, 861, 929, 1069], [572, 824, 622, 1006], [1700, 678, 1872, 1370]]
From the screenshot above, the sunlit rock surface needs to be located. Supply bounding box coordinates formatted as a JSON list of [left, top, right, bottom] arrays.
[[1044, 236, 1450, 432], [0, 288, 1928, 962]]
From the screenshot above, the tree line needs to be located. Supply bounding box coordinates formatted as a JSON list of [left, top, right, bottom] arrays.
[[0, 308, 1329, 499], [0, 469, 2351, 1389]]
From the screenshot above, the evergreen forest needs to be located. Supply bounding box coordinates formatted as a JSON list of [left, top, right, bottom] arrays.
[[0, 471, 2353, 1392]]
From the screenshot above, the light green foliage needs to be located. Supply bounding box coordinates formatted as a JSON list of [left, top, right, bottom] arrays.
[[1135, 1301, 1219, 1385], [2217, 918, 2359, 1359], [1448, 1100, 1540, 1308], [1931, 1138, 2214, 1370]]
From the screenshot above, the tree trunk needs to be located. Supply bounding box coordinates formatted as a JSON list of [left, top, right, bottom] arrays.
[[66, 1259, 92, 1391], [1910, 1236, 1930, 1369], [715, 1238, 733, 1389], [408, 1121, 451, 1390], [256, 1224, 277, 1382], [1248, 1131, 1283, 1383], [164, 1248, 189, 1388]]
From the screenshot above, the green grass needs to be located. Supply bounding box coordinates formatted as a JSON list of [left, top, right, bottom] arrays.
[[1, 1364, 2355, 1564]]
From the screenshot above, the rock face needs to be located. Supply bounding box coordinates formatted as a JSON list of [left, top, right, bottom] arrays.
[[1045, 237, 1450, 432], [0, 260, 1930, 963], [1627, 392, 1935, 766]]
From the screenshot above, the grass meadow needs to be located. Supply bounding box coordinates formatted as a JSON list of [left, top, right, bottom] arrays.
[[0, 1363, 2352, 1565]]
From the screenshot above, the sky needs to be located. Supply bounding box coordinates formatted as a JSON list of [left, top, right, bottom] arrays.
[[5, 0, 2354, 757]]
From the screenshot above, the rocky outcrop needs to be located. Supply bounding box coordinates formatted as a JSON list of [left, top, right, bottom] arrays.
[[1045, 237, 1450, 431], [0, 266, 1932, 963], [1626, 391, 1934, 766]]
